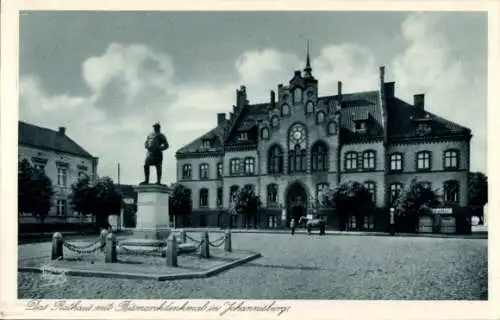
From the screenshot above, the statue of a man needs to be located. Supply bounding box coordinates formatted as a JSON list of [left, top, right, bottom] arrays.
[[140, 122, 169, 185]]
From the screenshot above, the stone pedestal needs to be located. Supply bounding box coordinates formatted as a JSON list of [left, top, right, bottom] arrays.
[[119, 184, 171, 250]]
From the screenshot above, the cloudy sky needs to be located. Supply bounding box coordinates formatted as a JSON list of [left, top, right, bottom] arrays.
[[19, 11, 487, 185]]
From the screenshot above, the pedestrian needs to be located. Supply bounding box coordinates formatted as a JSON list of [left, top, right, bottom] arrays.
[[389, 208, 396, 235], [290, 218, 296, 235]]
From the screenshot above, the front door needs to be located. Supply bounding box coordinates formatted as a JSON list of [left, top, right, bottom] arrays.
[[286, 182, 308, 225]]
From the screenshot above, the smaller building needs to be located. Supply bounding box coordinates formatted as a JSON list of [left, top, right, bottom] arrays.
[[115, 184, 138, 229], [18, 121, 98, 233]]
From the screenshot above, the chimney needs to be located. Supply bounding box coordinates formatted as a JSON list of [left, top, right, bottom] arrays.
[[379, 66, 385, 90], [270, 90, 276, 109], [414, 94, 425, 110], [236, 85, 247, 108], [384, 82, 395, 98], [217, 113, 226, 126], [58, 127, 66, 135]]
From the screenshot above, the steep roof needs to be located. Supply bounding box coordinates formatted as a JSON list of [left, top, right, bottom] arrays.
[[18, 121, 95, 158], [175, 122, 226, 155], [176, 88, 471, 156]]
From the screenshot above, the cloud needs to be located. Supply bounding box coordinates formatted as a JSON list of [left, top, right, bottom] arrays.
[[391, 12, 486, 172]]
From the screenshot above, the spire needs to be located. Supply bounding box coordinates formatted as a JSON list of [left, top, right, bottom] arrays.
[[304, 40, 312, 78]]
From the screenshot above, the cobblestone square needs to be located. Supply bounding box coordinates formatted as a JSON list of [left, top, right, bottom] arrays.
[[18, 233, 487, 300]]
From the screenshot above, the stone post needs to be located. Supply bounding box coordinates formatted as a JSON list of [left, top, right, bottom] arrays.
[[166, 234, 178, 267], [100, 228, 109, 252], [199, 231, 210, 258], [224, 229, 232, 252], [51, 232, 63, 260], [105, 233, 117, 263], [179, 229, 186, 243]]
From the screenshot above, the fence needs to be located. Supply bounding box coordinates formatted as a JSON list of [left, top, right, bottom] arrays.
[[50, 229, 233, 268]]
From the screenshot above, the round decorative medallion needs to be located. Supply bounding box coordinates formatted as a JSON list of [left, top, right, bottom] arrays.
[[293, 131, 302, 140], [289, 124, 306, 146]]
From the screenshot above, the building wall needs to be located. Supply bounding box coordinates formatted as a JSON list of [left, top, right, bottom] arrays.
[[18, 145, 97, 221]]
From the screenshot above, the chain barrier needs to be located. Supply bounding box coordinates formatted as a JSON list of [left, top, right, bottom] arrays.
[[185, 234, 201, 244], [208, 236, 226, 248], [63, 240, 104, 254], [63, 239, 101, 250]]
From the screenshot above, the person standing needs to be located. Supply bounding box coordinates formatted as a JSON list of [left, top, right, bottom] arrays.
[[389, 207, 396, 235], [290, 218, 296, 235]]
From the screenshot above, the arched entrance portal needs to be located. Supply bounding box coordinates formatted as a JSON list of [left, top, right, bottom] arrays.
[[286, 182, 308, 224]]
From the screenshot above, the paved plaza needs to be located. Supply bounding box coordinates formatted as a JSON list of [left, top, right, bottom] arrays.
[[18, 232, 487, 300]]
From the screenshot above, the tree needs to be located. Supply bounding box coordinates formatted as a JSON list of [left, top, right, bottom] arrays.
[[469, 172, 488, 224], [324, 181, 373, 230], [70, 176, 122, 230], [234, 185, 261, 228], [393, 178, 439, 232], [18, 160, 54, 233], [169, 183, 192, 227]]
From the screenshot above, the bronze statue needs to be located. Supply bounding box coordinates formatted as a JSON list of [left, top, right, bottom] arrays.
[[140, 122, 169, 185]]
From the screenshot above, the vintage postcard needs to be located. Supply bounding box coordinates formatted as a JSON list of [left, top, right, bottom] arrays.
[[1, 0, 499, 319]]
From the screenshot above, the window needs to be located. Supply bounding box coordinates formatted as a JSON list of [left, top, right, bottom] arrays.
[[267, 216, 277, 228], [316, 183, 329, 207], [362, 150, 376, 171], [282, 104, 290, 116], [199, 188, 208, 207], [33, 163, 46, 172], [217, 162, 223, 179], [182, 164, 192, 179], [355, 121, 367, 131], [363, 215, 375, 230], [389, 183, 404, 205], [267, 184, 278, 205], [416, 151, 431, 171], [244, 157, 256, 174], [230, 158, 241, 175], [261, 128, 269, 140], [202, 139, 211, 148], [229, 185, 239, 204], [217, 188, 223, 207], [199, 163, 209, 180], [289, 144, 307, 173], [416, 123, 432, 135], [316, 111, 325, 124], [294, 88, 302, 103], [444, 150, 459, 169], [443, 181, 460, 203], [57, 167, 67, 186], [327, 122, 337, 135], [268, 145, 284, 174], [56, 200, 67, 216], [389, 153, 403, 172], [199, 215, 207, 227], [364, 181, 376, 203], [311, 142, 328, 172], [238, 132, 248, 140], [345, 152, 358, 171], [271, 116, 279, 128], [306, 101, 314, 114]]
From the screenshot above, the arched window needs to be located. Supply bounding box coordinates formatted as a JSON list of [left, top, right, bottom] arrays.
[[389, 183, 404, 205], [316, 111, 325, 124], [217, 162, 223, 179], [362, 150, 376, 171], [311, 141, 329, 172], [444, 149, 459, 169], [261, 127, 269, 140], [281, 104, 290, 116], [271, 116, 280, 128], [316, 183, 329, 207], [327, 122, 337, 135], [267, 184, 278, 205], [199, 188, 209, 207], [244, 157, 256, 174], [199, 163, 209, 180], [294, 87, 302, 103], [230, 158, 241, 175], [182, 164, 192, 179], [289, 144, 307, 173], [389, 153, 403, 172], [229, 185, 239, 204], [443, 180, 460, 203], [364, 181, 376, 203], [306, 101, 314, 114], [416, 151, 432, 171], [268, 145, 284, 174], [344, 152, 358, 171]]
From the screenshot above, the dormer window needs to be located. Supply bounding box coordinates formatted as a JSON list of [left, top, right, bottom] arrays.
[[281, 104, 290, 116], [354, 121, 367, 132], [202, 139, 211, 148], [416, 123, 432, 136], [238, 132, 248, 141]]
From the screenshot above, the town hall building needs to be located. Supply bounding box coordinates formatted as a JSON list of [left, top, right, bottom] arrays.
[[175, 50, 472, 231]]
